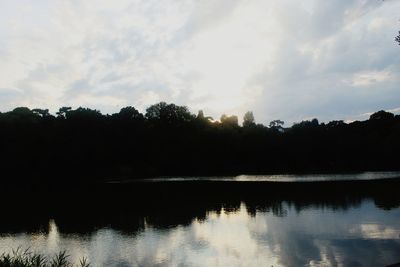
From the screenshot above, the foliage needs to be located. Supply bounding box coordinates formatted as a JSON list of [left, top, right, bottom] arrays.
[[145, 102, 194, 124], [32, 109, 50, 118], [115, 106, 143, 121], [0, 248, 89, 267], [0, 103, 399, 181], [220, 114, 239, 127], [243, 111, 255, 127], [56, 107, 71, 119], [269, 119, 284, 129], [369, 110, 394, 120]]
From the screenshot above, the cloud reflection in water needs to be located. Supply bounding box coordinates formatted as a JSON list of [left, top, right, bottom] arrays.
[[0, 200, 399, 266]]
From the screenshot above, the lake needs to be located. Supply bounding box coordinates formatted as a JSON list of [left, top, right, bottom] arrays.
[[1, 173, 400, 267], [139, 171, 400, 182]]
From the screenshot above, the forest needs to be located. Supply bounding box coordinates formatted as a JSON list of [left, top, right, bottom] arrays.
[[0, 103, 399, 184]]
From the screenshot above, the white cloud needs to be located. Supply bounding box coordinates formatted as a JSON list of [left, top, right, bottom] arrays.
[[1, 202, 399, 267], [348, 70, 393, 87], [0, 0, 399, 123]]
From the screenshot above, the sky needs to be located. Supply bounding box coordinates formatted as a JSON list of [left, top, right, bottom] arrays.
[[0, 0, 399, 125]]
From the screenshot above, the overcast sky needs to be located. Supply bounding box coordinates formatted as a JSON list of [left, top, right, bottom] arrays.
[[0, 0, 399, 125]]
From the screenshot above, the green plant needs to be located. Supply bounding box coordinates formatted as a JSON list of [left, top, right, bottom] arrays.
[[0, 248, 89, 267]]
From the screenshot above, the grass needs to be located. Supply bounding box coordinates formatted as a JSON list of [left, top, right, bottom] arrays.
[[0, 248, 89, 267]]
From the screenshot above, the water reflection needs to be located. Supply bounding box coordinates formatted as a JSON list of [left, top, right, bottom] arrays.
[[0, 200, 399, 267], [141, 171, 400, 182]]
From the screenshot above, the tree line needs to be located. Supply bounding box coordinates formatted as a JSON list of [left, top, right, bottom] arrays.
[[0, 103, 399, 184]]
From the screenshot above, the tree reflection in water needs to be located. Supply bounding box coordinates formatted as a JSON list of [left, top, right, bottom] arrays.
[[0, 179, 400, 266]]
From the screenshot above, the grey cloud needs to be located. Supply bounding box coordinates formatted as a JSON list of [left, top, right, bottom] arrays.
[[0, 88, 23, 111], [244, 1, 400, 124], [0, 0, 399, 124], [66, 79, 92, 97], [184, 0, 242, 36], [307, 0, 381, 38]]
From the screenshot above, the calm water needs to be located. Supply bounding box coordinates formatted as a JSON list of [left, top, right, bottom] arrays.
[[140, 171, 400, 182], [1, 174, 400, 266], [1, 198, 399, 267]]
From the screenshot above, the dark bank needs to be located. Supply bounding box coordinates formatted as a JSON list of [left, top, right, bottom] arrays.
[[1, 104, 400, 183]]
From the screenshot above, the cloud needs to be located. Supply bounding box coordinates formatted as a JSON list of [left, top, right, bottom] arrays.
[[348, 70, 393, 87], [1, 201, 400, 267], [0, 0, 399, 124]]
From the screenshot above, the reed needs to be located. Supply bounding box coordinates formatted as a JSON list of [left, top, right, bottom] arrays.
[[0, 248, 89, 267]]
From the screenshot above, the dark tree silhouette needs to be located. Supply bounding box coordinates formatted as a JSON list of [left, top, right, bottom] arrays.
[[145, 102, 194, 124], [116, 106, 143, 120], [220, 114, 239, 127], [4, 107, 38, 122], [269, 119, 284, 129], [197, 110, 205, 120], [0, 104, 399, 184], [327, 120, 345, 128], [66, 107, 102, 121], [369, 110, 395, 120], [32, 108, 51, 118], [196, 110, 213, 124], [396, 31, 400, 45], [243, 111, 255, 127], [56, 107, 72, 119]]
